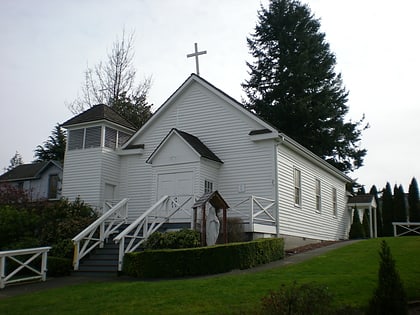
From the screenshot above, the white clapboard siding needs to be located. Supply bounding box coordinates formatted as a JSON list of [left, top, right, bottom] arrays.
[[277, 144, 350, 240], [119, 80, 276, 220], [62, 148, 119, 210]]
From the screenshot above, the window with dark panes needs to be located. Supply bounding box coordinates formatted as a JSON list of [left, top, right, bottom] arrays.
[[85, 126, 101, 148], [68, 129, 84, 150], [48, 174, 59, 199], [105, 127, 117, 149], [118, 131, 131, 147]]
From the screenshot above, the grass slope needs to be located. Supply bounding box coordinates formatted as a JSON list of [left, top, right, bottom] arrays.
[[1, 237, 419, 314]]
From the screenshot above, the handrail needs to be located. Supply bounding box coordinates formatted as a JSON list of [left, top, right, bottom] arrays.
[[72, 198, 129, 270], [114, 195, 194, 271], [392, 222, 420, 237], [0, 246, 51, 289]]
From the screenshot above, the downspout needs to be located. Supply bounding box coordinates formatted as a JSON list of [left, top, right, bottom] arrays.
[[274, 137, 283, 238]]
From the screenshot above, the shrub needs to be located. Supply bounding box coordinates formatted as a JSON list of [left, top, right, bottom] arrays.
[[349, 209, 365, 239], [124, 237, 284, 278], [47, 256, 72, 277], [366, 240, 408, 315], [260, 282, 334, 315], [142, 229, 201, 250], [225, 216, 245, 243]]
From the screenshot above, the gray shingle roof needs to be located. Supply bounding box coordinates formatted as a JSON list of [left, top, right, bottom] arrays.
[[174, 129, 223, 163], [61, 104, 136, 130], [0, 161, 62, 182], [347, 195, 375, 204]]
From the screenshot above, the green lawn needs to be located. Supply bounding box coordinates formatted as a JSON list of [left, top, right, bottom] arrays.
[[1, 237, 419, 314]]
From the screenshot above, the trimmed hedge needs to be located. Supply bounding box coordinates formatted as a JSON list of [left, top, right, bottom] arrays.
[[123, 238, 284, 278], [47, 256, 72, 277]]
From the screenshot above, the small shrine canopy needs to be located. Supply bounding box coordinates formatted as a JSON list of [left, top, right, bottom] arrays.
[[192, 191, 229, 246], [347, 194, 378, 238]]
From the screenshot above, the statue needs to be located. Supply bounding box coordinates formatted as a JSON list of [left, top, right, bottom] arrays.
[[206, 206, 220, 246]]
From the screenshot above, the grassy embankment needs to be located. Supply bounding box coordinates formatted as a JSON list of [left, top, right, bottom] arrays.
[[0, 237, 419, 314]]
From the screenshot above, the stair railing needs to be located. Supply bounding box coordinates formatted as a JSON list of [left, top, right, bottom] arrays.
[[114, 195, 194, 271], [72, 198, 129, 270]]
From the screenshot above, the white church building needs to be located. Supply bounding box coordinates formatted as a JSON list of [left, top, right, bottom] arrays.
[[62, 74, 354, 258]]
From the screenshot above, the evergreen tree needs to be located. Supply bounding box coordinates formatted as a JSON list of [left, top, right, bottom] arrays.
[[242, 0, 368, 173], [393, 184, 407, 222], [34, 124, 66, 164], [349, 208, 365, 239], [362, 210, 370, 238], [370, 185, 383, 237], [367, 240, 407, 315], [408, 177, 420, 222], [382, 183, 394, 236]]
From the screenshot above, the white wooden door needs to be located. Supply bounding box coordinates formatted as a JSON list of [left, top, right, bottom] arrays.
[[157, 171, 194, 221]]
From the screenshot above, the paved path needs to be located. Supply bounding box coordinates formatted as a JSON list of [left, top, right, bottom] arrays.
[[0, 240, 360, 300]]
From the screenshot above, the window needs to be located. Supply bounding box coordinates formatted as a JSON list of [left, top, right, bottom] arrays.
[[85, 126, 101, 148], [204, 180, 213, 194], [68, 129, 84, 150], [315, 179, 321, 212], [118, 131, 131, 147], [294, 168, 301, 206], [105, 127, 117, 149], [332, 188, 337, 216], [48, 174, 59, 199]]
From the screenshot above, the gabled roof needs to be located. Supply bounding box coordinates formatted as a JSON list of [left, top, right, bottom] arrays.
[[146, 128, 223, 164], [348, 194, 377, 208], [0, 161, 62, 182], [61, 104, 136, 131], [126, 74, 352, 183]]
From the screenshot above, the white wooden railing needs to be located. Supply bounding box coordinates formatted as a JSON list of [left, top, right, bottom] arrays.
[[114, 195, 194, 271], [0, 247, 51, 289], [72, 198, 129, 270], [393, 222, 420, 237], [229, 195, 276, 226]]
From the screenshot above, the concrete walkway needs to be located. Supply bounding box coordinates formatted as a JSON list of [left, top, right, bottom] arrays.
[[0, 240, 359, 300]]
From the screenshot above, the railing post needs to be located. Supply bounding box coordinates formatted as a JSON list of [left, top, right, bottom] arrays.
[[0, 256, 5, 289], [99, 222, 105, 248], [118, 237, 125, 272], [393, 223, 397, 237], [249, 196, 254, 228], [41, 251, 48, 282], [73, 242, 80, 270]]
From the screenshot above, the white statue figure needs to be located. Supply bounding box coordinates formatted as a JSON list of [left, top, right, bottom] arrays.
[[206, 206, 220, 246]]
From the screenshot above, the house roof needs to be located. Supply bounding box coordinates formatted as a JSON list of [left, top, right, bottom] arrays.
[[347, 194, 377, 208], [126, 74, 352, 183], [146, 128, 223, 164], [61, 104, 136, 131], [0, 161, 62, 182]]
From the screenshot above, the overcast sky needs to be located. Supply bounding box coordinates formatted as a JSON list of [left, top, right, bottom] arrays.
[[1, 0, 419, 192]]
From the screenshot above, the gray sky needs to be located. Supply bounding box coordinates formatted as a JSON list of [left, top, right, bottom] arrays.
[[1, 0, 419, 192]]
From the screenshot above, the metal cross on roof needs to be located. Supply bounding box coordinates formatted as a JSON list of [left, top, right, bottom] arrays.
[[187, 43, 207, 76]]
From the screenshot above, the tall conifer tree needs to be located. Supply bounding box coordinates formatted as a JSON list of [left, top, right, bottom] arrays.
[[408, 177, 420, 222], [370, 185, 383, 236], [382, 183, 394, 236], [393, 184, 407, 222], [243, 0, 367, 173]]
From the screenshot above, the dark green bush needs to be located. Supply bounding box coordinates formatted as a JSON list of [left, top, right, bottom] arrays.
[[349, 209, 365, 239], [124, 237, 284, 278], [142, 229, 200, 250], [366, 240, 408, 315], [47, 256, 72, 277], [260, 282, 334, 315]]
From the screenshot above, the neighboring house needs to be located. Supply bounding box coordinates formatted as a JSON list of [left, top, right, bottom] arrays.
[[61, 74, 354, 246], [0, 161, 63, 200]]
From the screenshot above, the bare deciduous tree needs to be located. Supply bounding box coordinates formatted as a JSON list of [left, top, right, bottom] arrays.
[[67, 30, 152, 129]]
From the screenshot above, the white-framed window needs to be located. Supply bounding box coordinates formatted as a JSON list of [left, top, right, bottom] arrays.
[[332, 187, 337, 216], [315, 179, 321, 212], [84, 126, 101, 148], [204, 180, 213, 194], [294, 168, 301, 206], [48, 174, 59, 199]]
